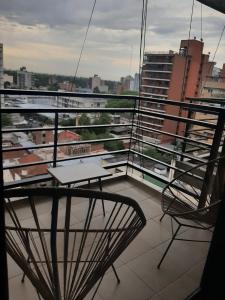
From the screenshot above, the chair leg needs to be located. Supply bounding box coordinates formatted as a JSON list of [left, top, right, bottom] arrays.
[[157, 224, 181, 269], [111, 263, 120, 284], [21, 255, 30, 283], [91, 264, 120, 300], [159, 212, 166, 222], [91, 274, 104, 300], [37, 291, 42, 300]]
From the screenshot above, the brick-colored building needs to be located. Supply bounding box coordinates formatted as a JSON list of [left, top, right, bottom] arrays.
[[32, 129, 80, 145], [140, 38, 214, 144], [32, 129, 104, 156], [12, 153, 48, 179]]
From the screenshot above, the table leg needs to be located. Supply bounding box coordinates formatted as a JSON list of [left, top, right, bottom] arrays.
[[98, 178, 105, 216]]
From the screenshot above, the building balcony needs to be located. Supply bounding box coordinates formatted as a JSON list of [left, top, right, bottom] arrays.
[[143, 62, 173, 65], [141, 85, 169, 90], [141, 91, 168, 98], [1, 89, 225, 300], [143, 70, 172, 74], [142, 77, 170, 82]]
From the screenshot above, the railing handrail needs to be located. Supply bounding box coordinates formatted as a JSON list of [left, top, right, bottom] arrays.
[[1, 88, 224, 114], [0, 89, 223, 193]]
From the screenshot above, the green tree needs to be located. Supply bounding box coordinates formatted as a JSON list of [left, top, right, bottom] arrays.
[[104, 139, 124, 151], [1, 114, 12, 127], [81, 130, 96, 140], [48, 83, 59, 91], [92, 113, 111, 134], [144, 147, 172, 164], [79, 114, 91, 126], [106, 99, 135, 108], [60, 118, 75, 126], [121, 90, 138, 96], [99, 113, 111, 124], [93, 86, 100, 93]]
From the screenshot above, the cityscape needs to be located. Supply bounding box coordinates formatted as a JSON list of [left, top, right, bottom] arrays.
[[1, 1, 225, 300], [1, 37, 225, 184]]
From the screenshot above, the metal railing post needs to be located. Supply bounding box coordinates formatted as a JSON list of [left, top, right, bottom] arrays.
[[199, 111, 225, 208], [126, 97, 137, 175], [53, 112, 59, 168], [0, 102, 9, 299]]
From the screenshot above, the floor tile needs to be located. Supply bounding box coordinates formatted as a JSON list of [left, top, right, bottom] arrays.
[[139, 219, 171, 249], [158, 274, 198, 300], [127, 248, 186, 292], [98, 265, 155, 300], [185, 260, 205, 283], [156, 238, 209, 274], [9, 275, 39, 300], [139, 199, 162, 220]]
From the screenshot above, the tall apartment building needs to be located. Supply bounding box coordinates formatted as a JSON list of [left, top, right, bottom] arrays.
[[0, 43, 3, 89], [201, 76, 225, 99], [140, 38, 214, 144], [190, 64, 225, 145], [134, 73, 139, 91], [17, 66, 32, 89], [90, 74, 109, 93]]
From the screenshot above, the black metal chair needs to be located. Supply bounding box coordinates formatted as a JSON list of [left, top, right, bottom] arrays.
[[5, 187, 146, 300], [157, 157, 224, 269]]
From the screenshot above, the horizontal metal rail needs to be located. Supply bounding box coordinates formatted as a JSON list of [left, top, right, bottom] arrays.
[[130, 149, 204, 181], [4, 160, 128, 189], [127, 161, 202, 199], [3, 149, 129, 170], [1, 88, 224, 114], [133, 123, 212, 148], [127, 161, 169, 184], [132, 137, 206, 163], [0, 89, 222, 192], [2, 137, 130, 153], [1, 107, 134, 113], [187, 96, 225, 105], [130, 149, 179, 170], [1, 106, 216, 129], [137, 109, 216, 129], [2, 123, 132, 134]]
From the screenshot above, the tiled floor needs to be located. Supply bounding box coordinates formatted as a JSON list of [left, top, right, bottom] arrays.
[[7, 177, 211, 300]]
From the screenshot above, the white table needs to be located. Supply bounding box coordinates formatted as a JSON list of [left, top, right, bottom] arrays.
[[48, 163, 111, 215], [48, 163, 111, 186]]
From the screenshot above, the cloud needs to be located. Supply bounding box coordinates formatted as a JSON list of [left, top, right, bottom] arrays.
[[0, 0, 224, 80]]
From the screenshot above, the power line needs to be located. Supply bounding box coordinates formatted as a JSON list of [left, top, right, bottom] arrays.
[[200, 24, 225, 95], [127, 0, 149, 174], [200, 3, 203, 41], [212, 24, 225, 62], [175, 0, 195, 137], [71, 0, 97, 91]]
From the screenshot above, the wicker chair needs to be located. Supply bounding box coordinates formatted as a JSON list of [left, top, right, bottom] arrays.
[[5, 187, 146, 300], [157, 157, 224, 269]]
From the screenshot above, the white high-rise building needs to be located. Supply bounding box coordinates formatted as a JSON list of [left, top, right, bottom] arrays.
[[134, 73, 139, 91], [17, 66, 32, 89], [91, 74, 101, 91]]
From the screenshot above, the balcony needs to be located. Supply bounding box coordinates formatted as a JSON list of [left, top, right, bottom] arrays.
[[7, 177, 210, 300], [142, 77, 171, 82], [1, 89, 225, 300], [141, 85, 169, 90]]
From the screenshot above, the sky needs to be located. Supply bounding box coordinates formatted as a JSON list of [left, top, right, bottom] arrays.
[[0, 0, 224, 81]]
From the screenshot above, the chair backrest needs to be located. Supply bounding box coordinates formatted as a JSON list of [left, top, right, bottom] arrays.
[[161, 157, 225, 225], [4, 187, 146, 300]]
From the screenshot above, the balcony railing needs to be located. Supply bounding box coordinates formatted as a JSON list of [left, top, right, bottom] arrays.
[[1, 89, 225, 299], [0, 89, 224, 193]]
